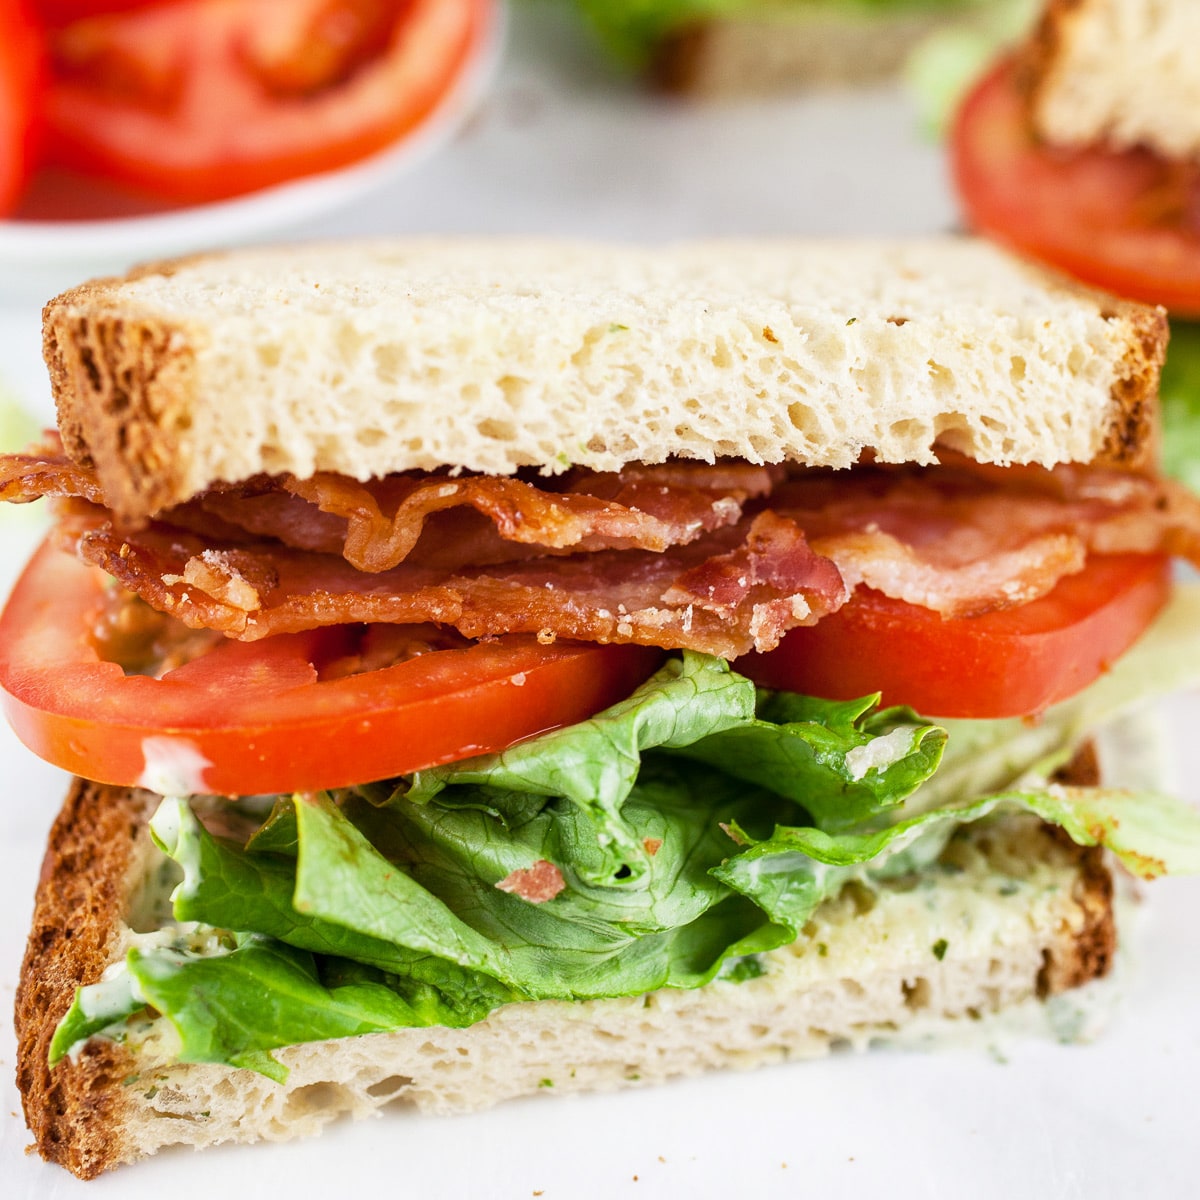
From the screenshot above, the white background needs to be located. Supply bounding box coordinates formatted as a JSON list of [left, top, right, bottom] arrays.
[[2, 7, 1198, 1198]]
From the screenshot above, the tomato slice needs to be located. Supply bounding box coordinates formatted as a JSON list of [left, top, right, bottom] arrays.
[[738, 554, 1171, 719], [952, 59, 1200, 315], [0, 0, 47, 215], [42, 0, 488, 203], [0, 542, 661, 796], [33, 0, 163, 21]]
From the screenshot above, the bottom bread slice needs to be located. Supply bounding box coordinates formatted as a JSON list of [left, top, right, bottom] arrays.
[[16, 778, 1114, 1179]]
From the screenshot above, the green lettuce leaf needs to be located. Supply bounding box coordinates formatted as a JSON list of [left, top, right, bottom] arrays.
[[162, 765, 796, 1004], [405, 652, 944, 880], [675, 692, 946, 832], [1161, 321, 1200, 493], [718, 785, 1200, 931], [124, 938, 493, 1079], [404, 651, 757, 884], [66, 774, 1200, 1076]]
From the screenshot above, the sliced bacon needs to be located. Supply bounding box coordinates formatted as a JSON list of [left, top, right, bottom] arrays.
[[58, 506, 844, 659], [496, 861, 566, 904], [0, 443, 106, 506], [773, 462, 1200, 618], [179, 464, 779, 575], [3, 443, 779, 572], [275, 464, 775, 571], [17, 441, 1200, 643]]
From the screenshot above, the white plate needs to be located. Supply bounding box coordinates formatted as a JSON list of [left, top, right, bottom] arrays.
[[0, 2, 504, 294]]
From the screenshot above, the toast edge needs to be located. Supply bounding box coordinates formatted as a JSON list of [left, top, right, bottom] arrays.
[[14, 779, 151, 1180]]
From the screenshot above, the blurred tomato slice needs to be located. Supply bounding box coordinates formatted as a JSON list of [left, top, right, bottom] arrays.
[[43, 0, 487, 203], [0, 0, 46, 214], [33, 1, 165, 22]]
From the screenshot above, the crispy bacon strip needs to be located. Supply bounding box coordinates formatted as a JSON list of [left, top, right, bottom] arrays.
[[496, 861, 566, 904], [2, 443, 780, 572], [0, 444, 106, 506], [58, 507, 844, 658], [773, 463, 1200, 618], [276, 464, 775, 571], [17, 444, 1200, 637]]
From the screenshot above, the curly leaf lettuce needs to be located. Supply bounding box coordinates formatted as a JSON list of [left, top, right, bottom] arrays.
[[719, 785, 1200, 929], [404, 652, 758, 884]]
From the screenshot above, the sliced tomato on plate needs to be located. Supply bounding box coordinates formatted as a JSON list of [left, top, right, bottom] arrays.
[[0, 542, 661, 796], [953, 58, 1200, 314], [739, 554, 1171, 719], [0, 0, 47, 214], [32, 0, 164, 21], [42, 0, 488, 203]]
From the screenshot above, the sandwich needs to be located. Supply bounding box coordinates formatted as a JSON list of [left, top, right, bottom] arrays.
[[561, 0, 1034, 96], [951, 0, 1200, 488], [4, 237, 1200, 1179]]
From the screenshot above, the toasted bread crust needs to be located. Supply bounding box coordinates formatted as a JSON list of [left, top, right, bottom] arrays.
[[43, 256, 204, 523], [1036, 736, 1116, 994], [1015, 0, 1085, 112], [14, 780, 151, 1180], [1101, 301, 1166, 469], [1038, 845, 1116, 994]]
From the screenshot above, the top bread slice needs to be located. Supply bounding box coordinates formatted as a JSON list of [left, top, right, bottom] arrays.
[[43, 237, 1165, 524], [1023, 0, 1200, 160]]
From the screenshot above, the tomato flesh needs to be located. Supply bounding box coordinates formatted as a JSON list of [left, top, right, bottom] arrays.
[[42, 0, 487, 203], [0, 542, 661, 795], [33, 2, 166, 20], [739, 554, 1171, 719], [953, 59, 1200, 314], [0, 0, 47, 214]]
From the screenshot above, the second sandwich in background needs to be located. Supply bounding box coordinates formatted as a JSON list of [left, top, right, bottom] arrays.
[[952, 0, 1200, 488]]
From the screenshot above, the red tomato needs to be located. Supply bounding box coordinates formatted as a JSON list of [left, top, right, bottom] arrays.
[[42, 0, 487, 203], [739, 555, 1171, 720], [0, 0, 46, 214], [0, 542, 661, 795], [953, 59, 1200, 314], [33, 1, 164, 21]]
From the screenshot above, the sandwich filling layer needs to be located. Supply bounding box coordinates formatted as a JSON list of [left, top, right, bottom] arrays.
[[41, 595, 1200, 1079]]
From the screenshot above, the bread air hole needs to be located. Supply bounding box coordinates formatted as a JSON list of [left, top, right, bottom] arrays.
[[787, 401, 816, 432], [365, 1075, 413, 1101], [335, 322, 368, 367], [888, 418, 929, 444], [256, 343, 282, 369], [372, 343, 405, 384], [902, 977, 932, 1011], [282, 1081, 353, 1118], [477, 418, 517, 442]]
